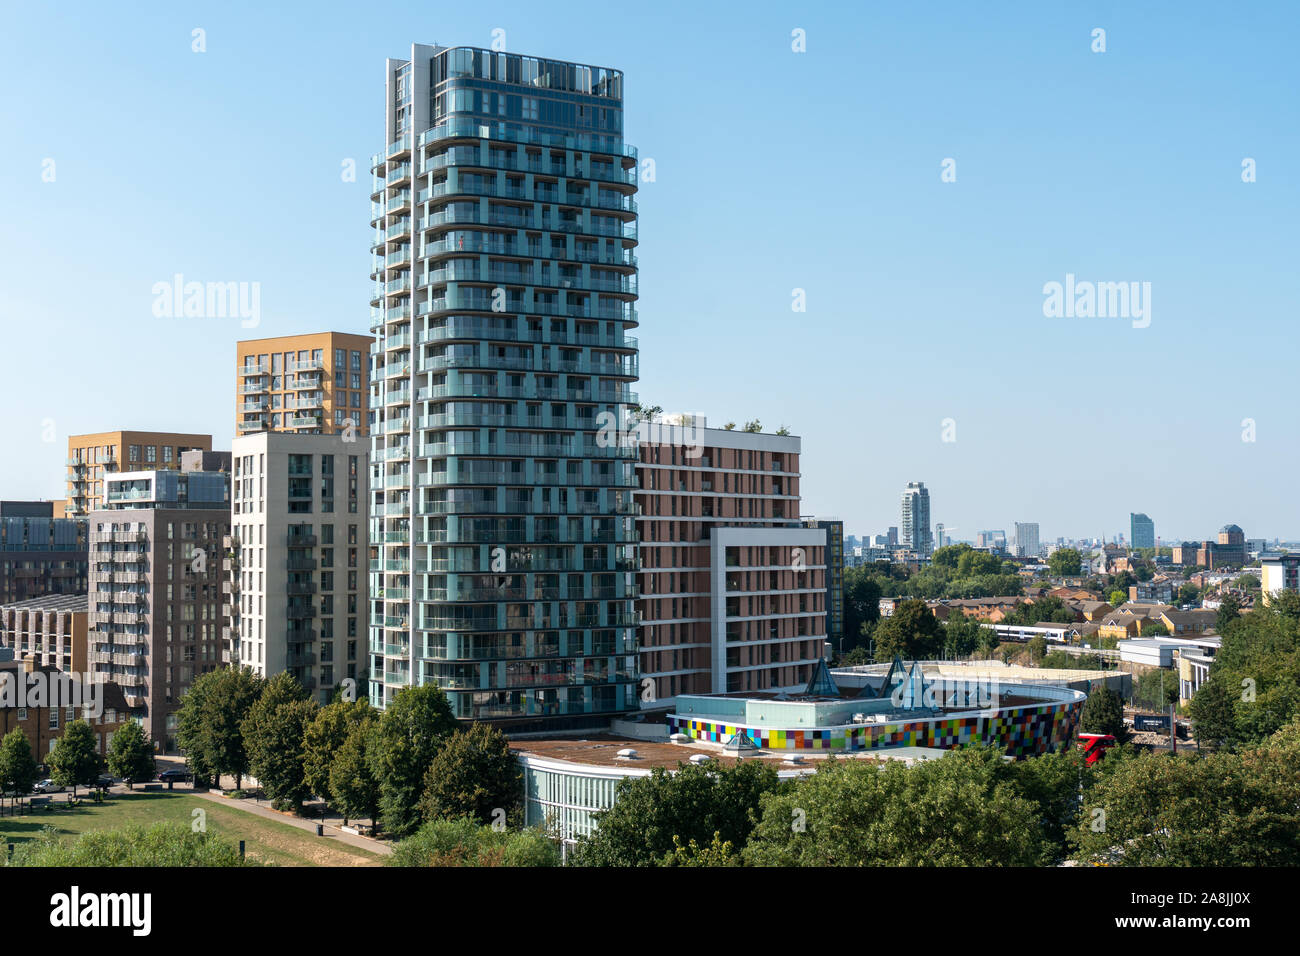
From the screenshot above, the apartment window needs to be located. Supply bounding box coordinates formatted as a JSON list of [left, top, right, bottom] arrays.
[[49, 709, 59, 730], [145, 446, 157, 463], [128, 445, 141, 463], [335, 348, 345, 366], [351, 351, 362, 371]]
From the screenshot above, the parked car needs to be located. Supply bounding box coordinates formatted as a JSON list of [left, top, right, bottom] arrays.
[[94, 775, 116, 789], [33, 779, 65, 794], [157, 769, 192, 784]]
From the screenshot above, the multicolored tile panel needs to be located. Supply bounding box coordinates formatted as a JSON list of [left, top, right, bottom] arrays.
[[668, 699, 1082, 758]]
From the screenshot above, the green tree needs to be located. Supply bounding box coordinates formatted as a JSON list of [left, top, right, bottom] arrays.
[[1027, 635, 1047, 663], [0, 728, 39, 810], [1195, 601, 1300, 747], [1177, 583, 1200, 606], [175, 666, 264, 789], [418, 723, 522, 827], [8, 822, 258, 867], [931, 543, 971, 570], [303, 698, 374, 802], [872, 599, 943, 660], [957, 550, 1002, 578], [1048, 548, 1082, 577], [1271, 588, 1300, 623], [572, 760, 779, 867], [741, 419, 762, 433], [1079, 685, 1131, 743], [742, 748, 1049, 866], [1189, 675, 1242, 749], [1002, 746, 1094, 865], [942, 616, 985, 657], [387, 817, 560, 867], [49, 720, 101, 796], [1073, 747, 1300, 866], [330, 717, 382, 829], [1216, 593, 1243, 632], [368, 684, 458, 837], [105, 721, 155, 788], [841, 567, 882, 652], [1108, 589, 1127, 607], [241, 672, 316, 811]]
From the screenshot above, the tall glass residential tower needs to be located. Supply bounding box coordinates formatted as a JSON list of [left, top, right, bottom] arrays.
[[369, 44, 640, 725]]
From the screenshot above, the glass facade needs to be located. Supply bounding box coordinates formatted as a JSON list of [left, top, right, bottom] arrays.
[[369, 45, 640, 722]]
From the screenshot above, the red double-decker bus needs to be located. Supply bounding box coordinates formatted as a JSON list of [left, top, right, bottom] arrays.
[[1077, 733, 1116, 765]]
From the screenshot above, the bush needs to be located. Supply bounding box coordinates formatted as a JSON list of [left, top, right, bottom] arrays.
[[387, 817, 560, 867], [6, 822, 259, 867]]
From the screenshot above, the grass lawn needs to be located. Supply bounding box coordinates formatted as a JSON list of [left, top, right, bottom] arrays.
[[0, 791, 383, 867]]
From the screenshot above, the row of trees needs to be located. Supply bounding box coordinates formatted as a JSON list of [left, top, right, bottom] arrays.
[[569, 717, 1300, 866], [0, 721, 155, 805], [174, 670, 522, 837]]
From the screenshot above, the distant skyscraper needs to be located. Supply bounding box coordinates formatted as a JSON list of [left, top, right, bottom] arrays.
[[887, 527, 898, 548], [1130, 513, 1155, 550], [900, 482, 932, 556], [1014, 522, 1040, 558]]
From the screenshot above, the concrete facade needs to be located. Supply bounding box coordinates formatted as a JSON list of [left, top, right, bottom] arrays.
[[230, 431, 370, 703]]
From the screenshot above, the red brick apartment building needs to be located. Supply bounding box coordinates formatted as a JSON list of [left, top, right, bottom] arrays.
[[634, 421, 828, 701]]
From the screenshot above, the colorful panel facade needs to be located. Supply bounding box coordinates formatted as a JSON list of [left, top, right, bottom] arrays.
[[667, 699, 1082, 759]]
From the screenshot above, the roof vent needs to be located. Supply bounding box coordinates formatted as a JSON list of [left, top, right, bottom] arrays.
[[615, 748, 638, 759], [688, 754, 711, 765], [669, 733, 691, 744]]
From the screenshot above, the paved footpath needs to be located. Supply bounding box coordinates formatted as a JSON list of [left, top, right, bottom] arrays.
[[115, 763, 391, 858], [186, 788, 393, 856]]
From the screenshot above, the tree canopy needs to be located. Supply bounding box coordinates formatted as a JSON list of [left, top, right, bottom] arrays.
[[242, 672, 317, 810], [368, 684, 458, 837]]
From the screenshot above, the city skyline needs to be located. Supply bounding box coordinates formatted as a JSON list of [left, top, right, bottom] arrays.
[[3, 2, 1298, 539]]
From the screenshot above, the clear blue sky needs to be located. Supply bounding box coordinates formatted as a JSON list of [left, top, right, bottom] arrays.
[[1, 1, 1296, 543]]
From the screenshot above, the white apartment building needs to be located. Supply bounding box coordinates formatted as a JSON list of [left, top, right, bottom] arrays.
[[229, 432, 369, 704]]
